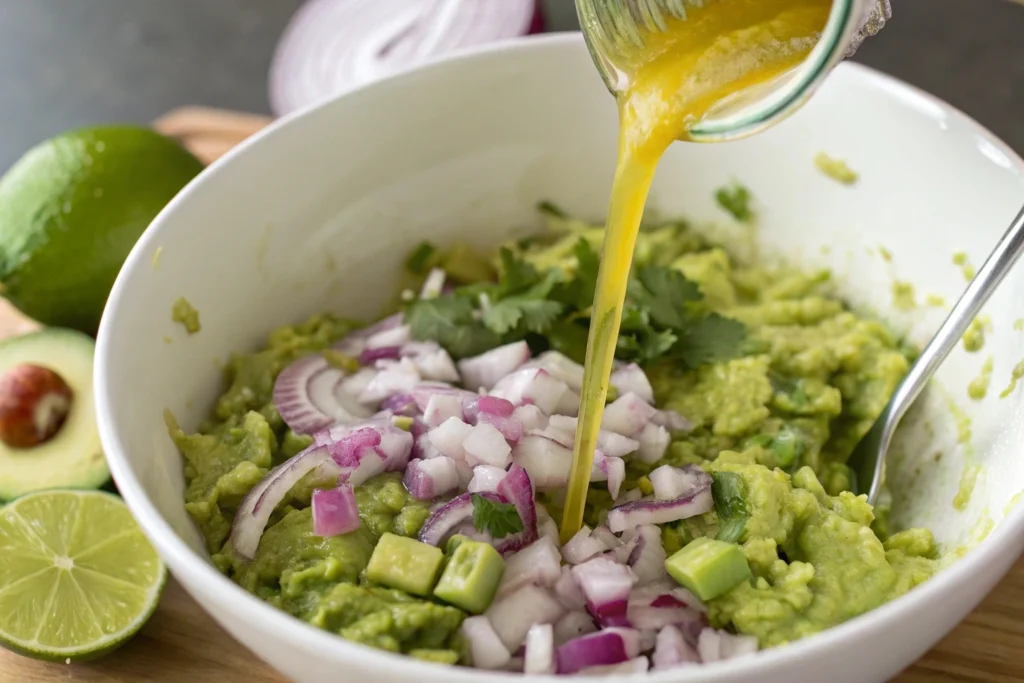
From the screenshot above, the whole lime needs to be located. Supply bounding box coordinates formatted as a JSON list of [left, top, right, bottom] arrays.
[[0, 126, 204, 334]]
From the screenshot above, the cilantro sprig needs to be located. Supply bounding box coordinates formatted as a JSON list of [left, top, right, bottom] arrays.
[[471, 494, 524, 538], [403, 205, 748, 368]]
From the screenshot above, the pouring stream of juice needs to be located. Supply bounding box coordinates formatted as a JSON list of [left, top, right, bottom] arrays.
[[560, 0, 832, 542]]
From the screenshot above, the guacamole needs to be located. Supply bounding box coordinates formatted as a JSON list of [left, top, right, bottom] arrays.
[[171, 204, 937, 671]]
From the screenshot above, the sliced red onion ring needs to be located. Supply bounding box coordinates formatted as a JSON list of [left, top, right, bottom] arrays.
[[494, 463, 538, 554], [331, 313, 403, 356], [268, 0, 542, 117], [555, 628, 641, 675], [423, 393, 464, 428], [417, 491, 486, 546], [230, 444, 334, 560], [610, 363, 655, 404], [602, 392, 657, 437], [637, 423, 670, 464], [652, 625, 699, 670], [273, 354, 374, 434], [464, 422, 512, 469], [607, 486, 714, 534], [403, 456, 461, 500], [461, 615, 512, 670], [627, 524, 669, 585], [311, 483, 360, 537], [490, 368, 569, 415], [458, 341, 531, 391], [358, 345, 401, 365], [571, 556, 637, 628], [512, 404, 548, 432], [523, 623, 555, 675], [497, 536, 561, 598], [649, 464, 714, 501], [553, 610, 597, 645], [485, 584, 565, 652], [467, 465, 507, 493], [561, 525, 606, 565], [522, 350, 584, 392], [428, 416, 474, 460]]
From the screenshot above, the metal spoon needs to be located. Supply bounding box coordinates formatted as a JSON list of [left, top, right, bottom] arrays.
[[850, 204, 1024, 506]]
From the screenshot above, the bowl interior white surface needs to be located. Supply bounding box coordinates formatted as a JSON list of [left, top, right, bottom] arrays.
[[97, 34, 1024, 683]]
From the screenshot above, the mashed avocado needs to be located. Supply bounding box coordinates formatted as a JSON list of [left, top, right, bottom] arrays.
[[172, 208, 937, 662]]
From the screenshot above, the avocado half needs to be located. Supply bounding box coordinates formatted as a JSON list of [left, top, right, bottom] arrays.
[[0, 329, 107, 501]]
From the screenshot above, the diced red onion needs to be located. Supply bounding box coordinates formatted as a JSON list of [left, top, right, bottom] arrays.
[[610, 363, 655, 404], [524, 623, 555, 675], [408, 346, 460, 383], [380, 392, 417, 416], [458, 341, 531, 391], [366, 324, 411, 349], [455, 459, 474, 488], [427, 416, 474, 460], [403, 456, 461, 500], [561, 526, 607, 565], [618, 488, 643, 504], [649, 465, 714, 501], [423, 394, 464, 428], [543, 416, 638, 458], [512, 404, 548, 432], [461, 616, 511, 670], [555, 388, 581, 417], [358, 358, 421, 404], [497, 536, 561, 598], [464, 422, 512, 469], [478, 395, 515, 417], [338, 366, 377, 399], [419, 268, 446, 300], [651, 408, 693, 434], [553, 610, 597, 645], [578, 656, 650, 675], [523, 351, 585, 392], [571, 556, 637, 627], [537, 510, 560, 549], [637, 423, 670, 464], [607, 479, 714, 534], [478, 412, 523, 446], [718, 631, 759, 660], [554, 566, 587, 610], [602, 392, 657, 437], [555, 628, 641, 675], [273, 354, 374, 434], [591, 526, 621, 550], [627, 524, 668, 585], [639, 629, 658, 653], [512, 434, 573, 489], [230, 444, 334, 560], [491, 368, 569, 415], [595, 452, 626, 499], [627, 584, 704, 633], [504, 656, 524, 673], [652, 625, 699, 670], [376, 423, 415, 472], [494, 463, 538, 554], [485, 584, 565, 651], [467, 465, 507, 494], [311, 483, 360, 537], [359, 345, 401, 364]]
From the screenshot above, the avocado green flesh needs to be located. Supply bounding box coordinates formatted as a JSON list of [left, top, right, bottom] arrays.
[[434, 540, 506, 614], [366, 533, 444, 597], [0, 329, 107, 500], [173, 219, 938, 658], [666, 536, 751, 601]]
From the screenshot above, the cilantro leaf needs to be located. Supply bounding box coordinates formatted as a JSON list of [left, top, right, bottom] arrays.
[[483, 297, 563, 335], [711, 472, 749, 544], [405, 241, 437, 275], [553, 238, 601, 311], [471, 494, 524, 538], [405, 295, 500, 359], [676, 313, 748, 367], [497, 247, 541, 296], [538, 200, 568, 218], [715, 183, 753, 222], [547, 318, 589, 363], [628, 266, 703, 329]]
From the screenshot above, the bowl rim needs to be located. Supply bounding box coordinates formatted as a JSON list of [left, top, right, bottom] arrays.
[[96, 31, 1024, 682]]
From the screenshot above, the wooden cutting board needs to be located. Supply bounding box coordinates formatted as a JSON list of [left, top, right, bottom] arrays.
[[1, 106, 1022, 683]]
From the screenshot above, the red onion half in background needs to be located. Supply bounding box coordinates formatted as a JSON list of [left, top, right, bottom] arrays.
[[269, 0, 544, 116]]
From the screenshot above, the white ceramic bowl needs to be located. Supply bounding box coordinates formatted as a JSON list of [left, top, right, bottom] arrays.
[[96, 33, 1024, 683]]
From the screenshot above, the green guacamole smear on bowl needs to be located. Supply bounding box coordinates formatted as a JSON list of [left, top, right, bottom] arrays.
[[169, 195, 938, 674]]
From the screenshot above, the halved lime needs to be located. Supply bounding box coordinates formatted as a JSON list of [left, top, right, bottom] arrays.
[[0, 489, 166, 661]]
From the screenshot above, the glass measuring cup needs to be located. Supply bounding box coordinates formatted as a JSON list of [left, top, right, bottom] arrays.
[[577, 0, 891, 142]]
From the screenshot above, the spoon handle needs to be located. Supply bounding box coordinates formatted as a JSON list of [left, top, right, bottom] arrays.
[[861, 203, 1024, 502]]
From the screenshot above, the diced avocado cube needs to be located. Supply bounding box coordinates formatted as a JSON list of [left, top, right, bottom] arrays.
[[366, 532, 444, 597], [446, 534, 472, 555], [434, 540, 506, 614], [665, 537, 751, 601]]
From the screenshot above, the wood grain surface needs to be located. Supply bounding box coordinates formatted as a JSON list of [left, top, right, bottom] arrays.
[[0, 107, 1021, 682]]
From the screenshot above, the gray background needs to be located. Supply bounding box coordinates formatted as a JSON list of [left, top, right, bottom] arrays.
[[0, 0, 1021, 171]]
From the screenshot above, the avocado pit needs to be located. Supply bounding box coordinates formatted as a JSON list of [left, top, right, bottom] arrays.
[[0, 364, 73, 449]]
